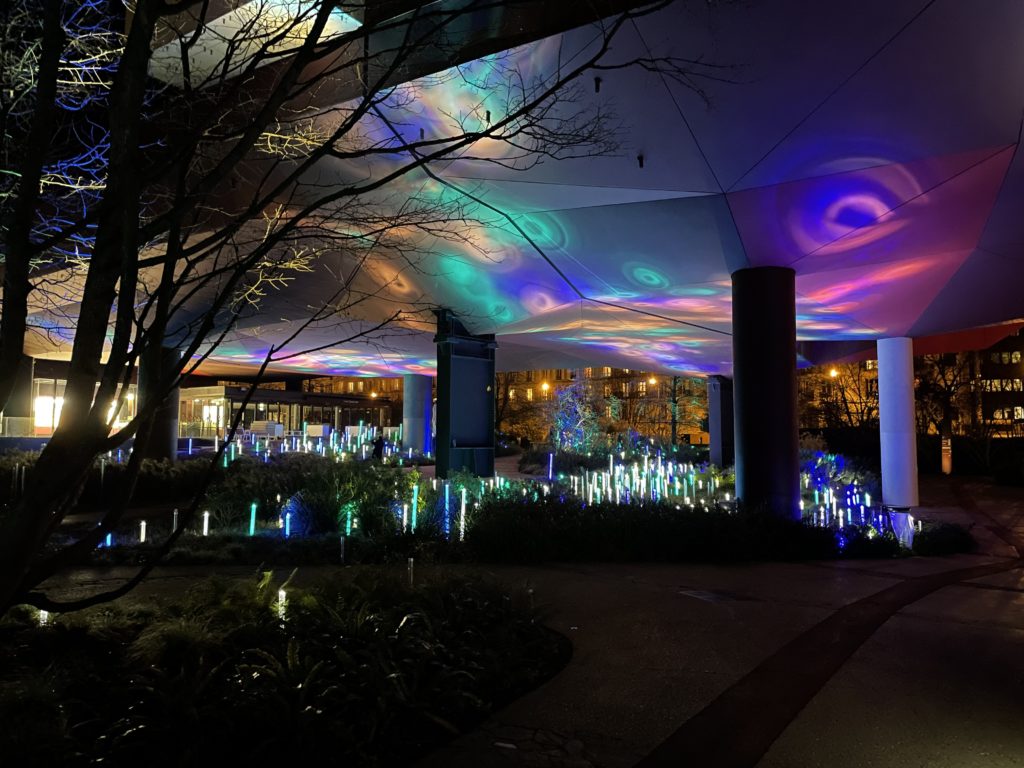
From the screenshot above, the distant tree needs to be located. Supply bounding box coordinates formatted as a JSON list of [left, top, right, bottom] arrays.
[[494, 371, 547, 442], [914, 353, 977, 437], [799, 363, 877, 429], [550, 378, 599, 452]]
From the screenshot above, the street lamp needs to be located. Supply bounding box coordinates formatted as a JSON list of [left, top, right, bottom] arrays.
[[829, 368, 839, 378]]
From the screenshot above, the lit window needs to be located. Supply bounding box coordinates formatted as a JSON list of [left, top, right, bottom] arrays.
[[509, 388, 516, 400], [526, 388, 533, 402], [865, 360, 877, 370], [1016, 379, 1023, 392], [1014, 352, 1022, 364], [347, 381, 354, 392], [34, 396, 64, 429], [603, 385, 612, 398], [602, 367, 612, 377], [638, 381, 647, 396], [1003, 352, 1011, 364], [1016, 407, 1024, 421]]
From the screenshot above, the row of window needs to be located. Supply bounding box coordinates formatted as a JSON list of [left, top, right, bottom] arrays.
[[992, 407, 1024, 421], [990, 351, 1022, 364], [979, 379, 1024, 392], [510, 381, 662, 402]]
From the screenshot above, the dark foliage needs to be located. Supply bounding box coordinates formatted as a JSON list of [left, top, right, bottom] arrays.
[[0, 571, 568, 767], [467, 495, 842, 563], [912, 521, 976, 556]]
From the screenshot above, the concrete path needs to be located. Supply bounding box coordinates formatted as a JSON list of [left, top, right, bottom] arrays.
[[418, 476, 1024, 768]]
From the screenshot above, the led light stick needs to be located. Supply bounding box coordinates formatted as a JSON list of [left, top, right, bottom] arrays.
[[411, 484, 419, 533], [249, 502, 257, 536], [460, 487, 468, 540], [202, 510, 210, 536], [443, 483, 451, 539]]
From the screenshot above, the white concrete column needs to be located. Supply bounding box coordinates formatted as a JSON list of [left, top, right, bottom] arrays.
[[402, 374, 433, 454], [877, 337, 918, 507]]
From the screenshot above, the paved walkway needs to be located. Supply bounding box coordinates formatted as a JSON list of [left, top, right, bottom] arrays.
[[418, 476, 1024, 768]]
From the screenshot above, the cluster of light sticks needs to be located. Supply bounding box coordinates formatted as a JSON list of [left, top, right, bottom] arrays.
[[208, 421, 415, 466], [92, 449, 895, 548]]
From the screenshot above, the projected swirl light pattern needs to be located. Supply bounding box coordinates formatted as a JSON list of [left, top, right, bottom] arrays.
[[28, 0, 1024, 376]]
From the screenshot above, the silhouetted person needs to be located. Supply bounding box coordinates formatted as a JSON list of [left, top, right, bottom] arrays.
[[372, 435, 385, 460]]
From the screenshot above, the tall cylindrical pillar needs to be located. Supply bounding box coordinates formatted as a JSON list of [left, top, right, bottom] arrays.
[[877, 337, 918, 507], [732, 266, 799, 518], [402, 374, 433, 455]]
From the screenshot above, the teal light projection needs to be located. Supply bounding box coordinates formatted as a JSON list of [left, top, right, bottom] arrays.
[[176, 1, 1024, 377]]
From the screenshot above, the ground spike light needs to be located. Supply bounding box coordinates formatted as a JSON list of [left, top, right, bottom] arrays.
[[249, 502, 257, 536], [411, 484, 419, 533], [443, 482, 450, 539], [460, 487, 467, 541], [202, 510, 210, 536], [139, 520, 146, 543]]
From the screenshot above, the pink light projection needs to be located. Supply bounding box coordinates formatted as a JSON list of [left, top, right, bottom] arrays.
[[729, 146, 1015, 273], [796, 251, 973, 339]]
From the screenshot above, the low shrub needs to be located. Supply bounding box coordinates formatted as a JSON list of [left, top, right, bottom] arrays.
[[912, 521, 975, 556], [467, 495, 841, 563], [0, 570, 567, 767], [839, 527, 904, 558], [85, 529, 466, 568]]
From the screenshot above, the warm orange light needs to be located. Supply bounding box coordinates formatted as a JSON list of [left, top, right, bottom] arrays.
[[648, 377, 657, 385], [370, 391, 378, 398], [541, 382, 550, 391], [829, 368, 839, 378]]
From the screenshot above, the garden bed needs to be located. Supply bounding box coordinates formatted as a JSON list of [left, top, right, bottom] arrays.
[[0, 570, 568, 767]]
